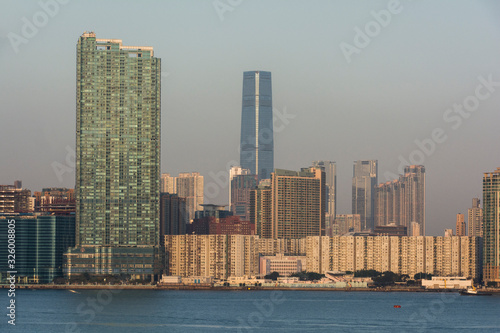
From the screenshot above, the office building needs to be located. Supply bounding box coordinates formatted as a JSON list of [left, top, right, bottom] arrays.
[[352, 160, 378, 231], [68, 32, 161, 279], [483, 167, 500, 286], [0, 214, 75, 284], [456, 213, 466, 236], [312, 161, 337, 236], [240, 71, 274, 181], [468, 198, 483, 237]]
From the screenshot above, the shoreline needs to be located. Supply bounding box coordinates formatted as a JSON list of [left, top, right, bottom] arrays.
[[2, 284, 500, 293]]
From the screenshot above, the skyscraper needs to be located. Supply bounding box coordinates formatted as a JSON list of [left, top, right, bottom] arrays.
[[483, 167, 500, 286], [402, 165, 426, 236], [175, 172, 204, 222], [352, 160, 378, 231], [160, 173, 176, 193], [468, 198, 483, 237], [312, 161, 337, 236], [68, 32, 161, 279], [240, 71, 274, 181], [456, 213, 466, 236], [271, 168, 324, 239]]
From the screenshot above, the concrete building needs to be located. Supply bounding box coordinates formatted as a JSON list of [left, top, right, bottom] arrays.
[[311, 161, 337, 236], [250, 182, 272, 238], [164, 235, 482, 281], [259, 253, 306, 277], [456, 213, 466, 236], [352, 160, 378, 231], [483, 167, 500, 286], [176, 172, 204, 222], [0, 185, 32, 213], [229, 169, 257, 221], [34, 188, 75, 213], [271, 168, 324, 239], [444, 229, 454, 237], [333, 214, 361, 236], [374, 165, 425, 236], [468, 198, 483, 237], [160, 173, 176, 193], [374, 224, 407, 236]]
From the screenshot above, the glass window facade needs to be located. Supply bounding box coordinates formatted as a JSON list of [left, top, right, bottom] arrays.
[[240, 71, 274, 181], [76, 33, 160, 248]]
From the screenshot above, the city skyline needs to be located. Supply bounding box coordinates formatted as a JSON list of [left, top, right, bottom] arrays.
[[1, 1, 500, 237]]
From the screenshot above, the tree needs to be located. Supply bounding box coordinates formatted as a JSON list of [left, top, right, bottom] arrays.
[[414, 272, 433, 280], [354, 270, 381, 278], [264, 272, 280, 280]]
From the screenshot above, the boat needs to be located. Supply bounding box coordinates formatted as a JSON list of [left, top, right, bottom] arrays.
[[459, 286, 492, 296]]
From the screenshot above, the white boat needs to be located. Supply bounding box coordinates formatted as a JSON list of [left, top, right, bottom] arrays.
[[460, 286, 492, 296]]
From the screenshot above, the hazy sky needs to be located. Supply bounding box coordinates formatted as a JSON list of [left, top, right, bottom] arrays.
[[1, 0, 500, 236]]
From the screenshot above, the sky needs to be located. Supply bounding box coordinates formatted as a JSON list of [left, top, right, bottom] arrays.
[[1, 0, 500, 236]]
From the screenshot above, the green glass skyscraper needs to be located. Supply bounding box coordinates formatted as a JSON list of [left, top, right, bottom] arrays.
[[483, 167, 500, 286], [68, 32, 161, 278]]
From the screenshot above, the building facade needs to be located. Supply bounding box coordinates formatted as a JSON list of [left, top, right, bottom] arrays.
[[352, 160, 378, 231], [271, 168, 324, 239], [175, 172, 204, 222], [456, 213, 466, 236], [250, 182, 272, 238], [0, 185, 32, 213], [333, 214, 362, 236], [164, 235, 481, 281], [230, 171, 257, 221], [468, 198, 483, 237], [1, 214, 75, 284], [160, 193, 188, 240], [312, 161, 337, 236], [374, 165, 425, 236], [483, 168, 500, 286], [240, 71, 274, 181], [160, 173, 176, 193], [70, 32, 161, 279]]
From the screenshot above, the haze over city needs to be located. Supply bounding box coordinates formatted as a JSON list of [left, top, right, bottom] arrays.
[[1, 0, 500, 236]]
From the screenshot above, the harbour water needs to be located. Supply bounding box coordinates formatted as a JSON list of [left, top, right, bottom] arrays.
[[2, 289, 500, 332]]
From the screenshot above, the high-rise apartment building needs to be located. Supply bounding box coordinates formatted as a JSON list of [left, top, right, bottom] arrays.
[[175, 172, 204, 222], [230, 174, 257, 221], [374, 165, 425, 236], [483, 167, 500, 286], [456, 213, 466, 236], [160, 173, 176, 193], [68, 32, 161, 279], [250, 181, 272, 238], [352, 160, 378, 231], [403, 165, 426, 236], [240, 71, 273, 181], [468, 198, 483, 237], [271, 168, 324, 239], [312, 161, 337, 236]]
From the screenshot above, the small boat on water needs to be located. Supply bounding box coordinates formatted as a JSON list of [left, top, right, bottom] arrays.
[[459, 286, 492, 296]]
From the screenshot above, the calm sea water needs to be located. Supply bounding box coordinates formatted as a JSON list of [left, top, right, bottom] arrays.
[[1, 289, 500, 332]]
